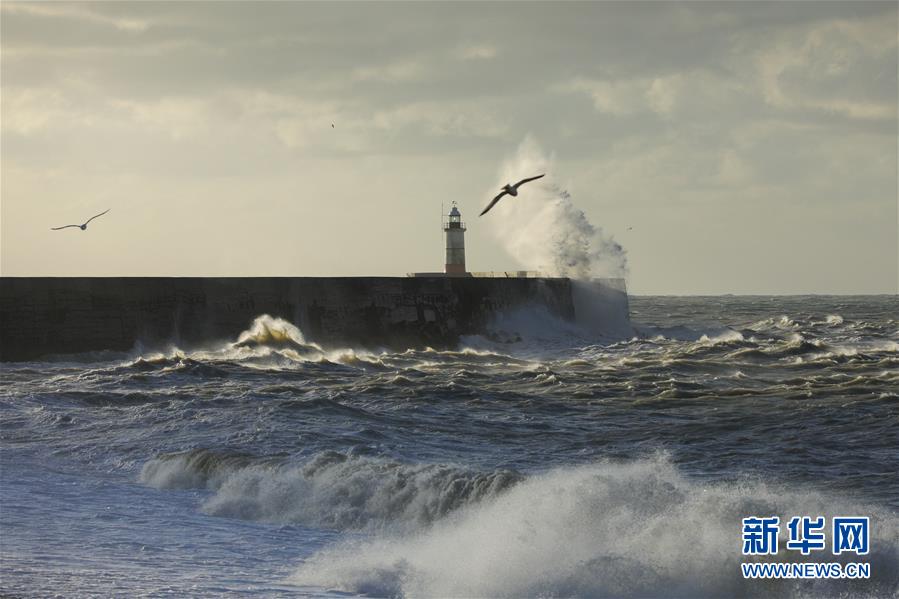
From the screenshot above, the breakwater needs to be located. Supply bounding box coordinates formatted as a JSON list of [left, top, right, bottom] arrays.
[[0, 277, 630, 361]]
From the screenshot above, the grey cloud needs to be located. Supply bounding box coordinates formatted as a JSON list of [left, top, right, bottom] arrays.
[[2, 1, 895, 292]]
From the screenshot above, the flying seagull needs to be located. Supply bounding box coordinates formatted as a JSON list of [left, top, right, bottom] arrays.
[[51, 209, 110, 231], [479, 174, 545, 216]]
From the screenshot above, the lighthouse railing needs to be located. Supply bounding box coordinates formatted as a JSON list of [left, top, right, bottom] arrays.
[[442, 218, 466, 230]]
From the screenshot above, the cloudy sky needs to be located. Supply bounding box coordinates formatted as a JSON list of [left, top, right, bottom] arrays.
[[2, 1, 896, 294]]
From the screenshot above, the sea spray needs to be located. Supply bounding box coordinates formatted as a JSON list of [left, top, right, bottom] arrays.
[[488, 136, 628, 280]]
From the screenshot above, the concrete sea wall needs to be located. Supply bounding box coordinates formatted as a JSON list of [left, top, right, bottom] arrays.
[[0, 277, 581, 361]]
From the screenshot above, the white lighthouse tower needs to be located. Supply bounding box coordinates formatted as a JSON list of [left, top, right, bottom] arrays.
[[444, 202, 467, 275]]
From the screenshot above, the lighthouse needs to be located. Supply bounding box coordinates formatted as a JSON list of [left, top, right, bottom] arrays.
[[444, 202, 467, 275]]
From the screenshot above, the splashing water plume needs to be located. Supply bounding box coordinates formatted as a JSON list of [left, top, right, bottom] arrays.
[[235, 314, 309, 348], [488, 137, 628, 280]]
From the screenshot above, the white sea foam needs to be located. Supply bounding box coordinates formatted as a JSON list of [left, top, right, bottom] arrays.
[[289, 455, 899, 598], [698, 329, 745, 345], [634, 323, 740, 343]]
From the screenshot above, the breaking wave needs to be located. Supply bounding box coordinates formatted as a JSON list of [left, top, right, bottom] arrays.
[[122, 315, 391, 369], [232, 314, 320, 352], [290, 455, 899, 598], [140, 449, 523, 532], [139, 449, 899, 597]]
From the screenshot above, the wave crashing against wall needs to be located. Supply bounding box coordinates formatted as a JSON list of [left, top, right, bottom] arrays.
[[488, 136, 628, 281]]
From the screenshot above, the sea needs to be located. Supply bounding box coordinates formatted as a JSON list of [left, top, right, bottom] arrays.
[[1, 295, 897, 598]]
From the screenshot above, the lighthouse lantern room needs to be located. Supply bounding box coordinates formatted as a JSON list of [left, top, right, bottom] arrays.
[[444, 203, 467, 275]]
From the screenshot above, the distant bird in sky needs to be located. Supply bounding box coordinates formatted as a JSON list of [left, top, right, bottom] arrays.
[[479, 174, 545, 216], [627, 226, 633, 231], [331, 123, 334, 128], [51, 209, 110, 231]]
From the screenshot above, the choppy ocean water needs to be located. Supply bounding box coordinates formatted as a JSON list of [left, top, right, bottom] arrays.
[[1, 295, 897, 598]]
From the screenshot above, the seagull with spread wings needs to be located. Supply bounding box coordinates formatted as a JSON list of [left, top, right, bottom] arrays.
[[51, 209, 110, 231], [479, 174, 545, 216]]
